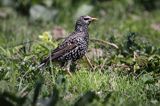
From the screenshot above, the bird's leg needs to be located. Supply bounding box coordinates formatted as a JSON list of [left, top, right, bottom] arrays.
[[64, 60, 72, 76], [84, 54, 94, 71]]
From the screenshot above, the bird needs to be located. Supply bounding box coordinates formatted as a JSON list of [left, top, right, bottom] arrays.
[[38, 16, 97, 75]]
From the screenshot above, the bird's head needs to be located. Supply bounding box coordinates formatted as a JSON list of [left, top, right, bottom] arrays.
[[75, 16, 97, 32], [76, 16, 98, 26]]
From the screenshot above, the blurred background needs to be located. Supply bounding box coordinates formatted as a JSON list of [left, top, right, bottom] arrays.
[[0, 0, 160, 47]]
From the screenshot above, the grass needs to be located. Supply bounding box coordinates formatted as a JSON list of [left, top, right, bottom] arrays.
[[0, 1, 160, 106]]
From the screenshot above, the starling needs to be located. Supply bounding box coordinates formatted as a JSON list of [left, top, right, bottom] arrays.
[[39, 16, 97, 75]]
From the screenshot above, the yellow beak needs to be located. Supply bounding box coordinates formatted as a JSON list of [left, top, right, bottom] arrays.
[[91, 17, 98, 21]]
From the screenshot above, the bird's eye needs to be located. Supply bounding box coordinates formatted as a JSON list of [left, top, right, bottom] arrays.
[[84, 17, 89, 20]]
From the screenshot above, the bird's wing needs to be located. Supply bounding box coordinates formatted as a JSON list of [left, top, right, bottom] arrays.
[[51, 31, 86, 59], [52, 32, 77, 53], [40, 41, 77, 65], [50, 42, 77, 59]]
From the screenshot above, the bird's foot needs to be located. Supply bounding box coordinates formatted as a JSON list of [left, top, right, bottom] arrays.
[[66, 70, 72, 76], [62, 67, 72, 76], [63, 60, 73, 76]]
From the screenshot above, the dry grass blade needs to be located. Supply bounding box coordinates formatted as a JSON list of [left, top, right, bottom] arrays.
[[90, 38, 119, 49]]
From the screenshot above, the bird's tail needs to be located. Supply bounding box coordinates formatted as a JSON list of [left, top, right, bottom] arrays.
[[37, 62, 46, 69], [37, 57, 49, 69]]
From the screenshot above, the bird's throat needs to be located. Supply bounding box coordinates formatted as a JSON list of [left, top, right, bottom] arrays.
[[75, 24, 88, 32]]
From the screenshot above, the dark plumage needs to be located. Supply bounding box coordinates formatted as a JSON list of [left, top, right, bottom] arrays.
[[39, 16, 97, 75]]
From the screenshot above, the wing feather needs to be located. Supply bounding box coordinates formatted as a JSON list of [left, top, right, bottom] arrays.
[[39, 42, 76, 65]]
